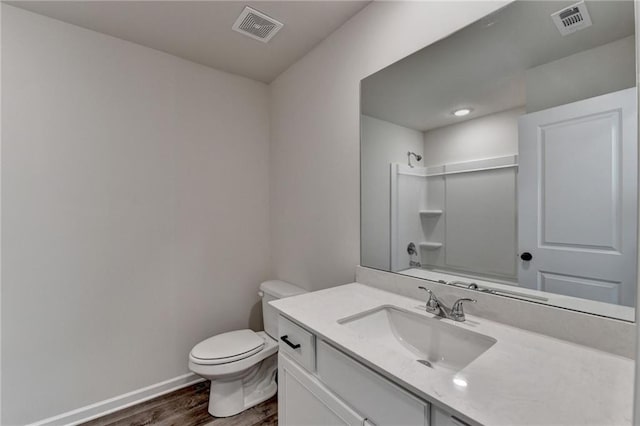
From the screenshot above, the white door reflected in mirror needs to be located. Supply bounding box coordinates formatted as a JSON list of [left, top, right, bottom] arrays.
[[518, 88, 637, 306]]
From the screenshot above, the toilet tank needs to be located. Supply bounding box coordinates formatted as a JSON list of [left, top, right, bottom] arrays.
[[259, 280, 307, 339]]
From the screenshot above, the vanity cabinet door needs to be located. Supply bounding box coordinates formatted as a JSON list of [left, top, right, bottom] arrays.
[[431, 407, 470, 426], [316, 340, 429, 426], [278, 352, 365, 426]]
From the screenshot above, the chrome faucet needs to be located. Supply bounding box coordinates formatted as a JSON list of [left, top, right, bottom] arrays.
[[418, 286, 476, 322], [450, 298, 476, 322], [418, 286, 444, 316]]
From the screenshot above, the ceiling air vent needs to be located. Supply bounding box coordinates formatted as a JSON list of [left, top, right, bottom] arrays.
[[232, 6, 283, 43], [551, 1, 592, 36]]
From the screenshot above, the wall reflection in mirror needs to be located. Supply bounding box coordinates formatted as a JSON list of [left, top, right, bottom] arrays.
[[360, 0, 637, 321]]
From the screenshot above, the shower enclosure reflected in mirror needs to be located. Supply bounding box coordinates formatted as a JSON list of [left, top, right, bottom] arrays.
[[360, 0, 638, 321]]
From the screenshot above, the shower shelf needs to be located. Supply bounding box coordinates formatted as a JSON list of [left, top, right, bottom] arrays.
[[419, 210, 443, 217], [419, 242, 443, 250]]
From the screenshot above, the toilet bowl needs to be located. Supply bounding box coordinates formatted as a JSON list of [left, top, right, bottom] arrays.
[[188, 280, 307, 417]]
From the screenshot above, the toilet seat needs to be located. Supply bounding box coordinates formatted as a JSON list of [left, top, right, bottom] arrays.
[[189, 331, 278, 379], [190, 329, 265, 365]]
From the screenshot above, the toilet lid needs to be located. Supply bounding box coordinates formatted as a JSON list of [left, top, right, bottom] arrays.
[[191, 329, 265, 363]]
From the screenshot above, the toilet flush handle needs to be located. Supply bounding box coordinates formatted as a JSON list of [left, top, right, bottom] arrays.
[[258, 291, 264, 297]]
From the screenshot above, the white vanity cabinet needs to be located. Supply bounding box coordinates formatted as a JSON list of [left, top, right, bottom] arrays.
[[277, 316, 470, 426], [279, 353, 365, 425]]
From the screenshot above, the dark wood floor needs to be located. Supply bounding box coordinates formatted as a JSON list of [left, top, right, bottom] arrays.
[[80, 382, 277, 426]]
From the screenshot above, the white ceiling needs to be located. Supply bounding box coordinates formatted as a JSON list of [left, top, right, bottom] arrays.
[[6, 0, 370, 83], [361, 1, 635, 131]]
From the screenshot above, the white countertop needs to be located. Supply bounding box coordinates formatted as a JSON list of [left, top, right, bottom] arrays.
[[270, 283, 634, 426]]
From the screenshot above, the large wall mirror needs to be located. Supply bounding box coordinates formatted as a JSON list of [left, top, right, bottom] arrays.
[[360, 0, 637, 321]]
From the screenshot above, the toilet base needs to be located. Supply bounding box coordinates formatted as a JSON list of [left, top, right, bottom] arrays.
[[208, 354, 278, 417]]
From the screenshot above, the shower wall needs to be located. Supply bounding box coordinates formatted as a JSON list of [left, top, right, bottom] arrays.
[[366, 109, 521, 277], [361, 115, 423, 270], [390, 164, 428, 271], [389, 155, 517, 280], [419, 108, 521, 281]]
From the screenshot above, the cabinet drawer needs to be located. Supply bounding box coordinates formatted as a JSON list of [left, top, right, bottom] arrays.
[[317, 340, 428, 426], [278, 316, 316, 372], [432, 407, 470, 426]]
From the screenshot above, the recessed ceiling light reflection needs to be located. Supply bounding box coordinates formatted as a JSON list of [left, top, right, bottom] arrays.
[[453, 108, 472, 117]]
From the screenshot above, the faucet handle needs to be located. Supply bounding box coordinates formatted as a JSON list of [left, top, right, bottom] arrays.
[[418, 286, 440, 313], [451, 298, 476, 322]]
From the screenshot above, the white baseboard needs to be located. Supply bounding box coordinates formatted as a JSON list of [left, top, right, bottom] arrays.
[[26, 373, 204, 426]]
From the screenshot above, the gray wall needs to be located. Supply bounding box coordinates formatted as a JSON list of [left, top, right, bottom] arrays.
[[2, 6, 271, 424], [423, 108, 522, 166], [526, 36, 636, 113], [632, 5, 640, 424], [269, 1, 510, 291]]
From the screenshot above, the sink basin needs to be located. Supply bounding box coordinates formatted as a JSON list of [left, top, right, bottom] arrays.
[[338, 305, 496, 372]]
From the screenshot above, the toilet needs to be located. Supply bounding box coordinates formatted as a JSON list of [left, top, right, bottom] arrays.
[[188, 280, 307, 417]]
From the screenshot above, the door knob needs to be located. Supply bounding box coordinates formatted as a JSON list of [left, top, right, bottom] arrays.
[[520, 252, 533, 261]]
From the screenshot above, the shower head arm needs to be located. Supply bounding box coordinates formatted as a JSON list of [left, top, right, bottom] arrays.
[[407, 151, 422, 168]]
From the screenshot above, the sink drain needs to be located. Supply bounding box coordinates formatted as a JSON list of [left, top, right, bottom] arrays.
[[417, 359, 433, 368]]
